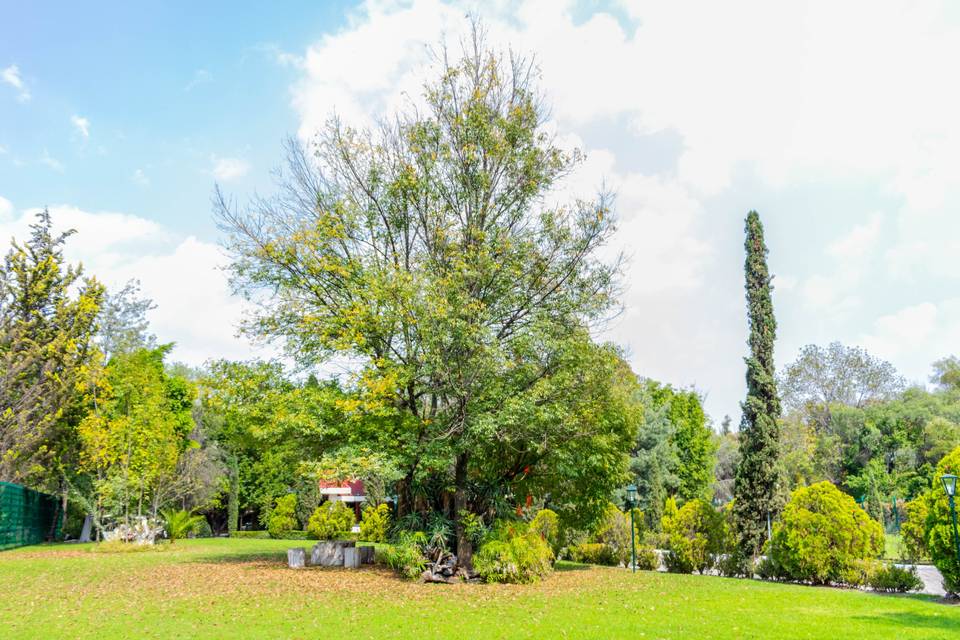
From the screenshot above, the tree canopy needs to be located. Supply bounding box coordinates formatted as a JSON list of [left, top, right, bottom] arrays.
[[215, 31, 631, 560]]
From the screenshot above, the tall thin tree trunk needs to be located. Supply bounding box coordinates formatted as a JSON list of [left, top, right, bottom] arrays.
[[454, 451, 473, 570]]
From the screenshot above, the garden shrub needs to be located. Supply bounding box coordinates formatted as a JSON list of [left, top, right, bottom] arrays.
[[755, 554, 780, 581], [661, 498, 723, 574], [869, 564, 923, 593], [925, 446, 960, 595], [474, 521, 554, 584], [267, 494, 298, 539], [634, 545, 659, 571], [568, 542, 619, 566], [841, 558, 880, 588], [899, 496, 929, 563], [715, 502, 749, 578], [160, 509, 205, 543], [767, 481, 883, 585], [529, 509, 560, 554], [594, 503, 642, 566], [379, 531, 428, 580], [193, 517, 213, 538], [307, 500, 356, 540], [359, 503, 391, 543]]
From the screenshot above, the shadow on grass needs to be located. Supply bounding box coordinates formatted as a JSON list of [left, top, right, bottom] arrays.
[[853, 610, 960, 631], [555, 561, 592, 572]]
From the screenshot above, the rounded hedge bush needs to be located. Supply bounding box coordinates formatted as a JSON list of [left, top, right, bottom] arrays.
[[661, 498, 723, 574], [267, 494, 298, 539], [869, 564, 923, 593], [359, 503, 391, 543], [767, 481, 883, 585], [307, 500, 356, 540], [568, 542, 618, 566]]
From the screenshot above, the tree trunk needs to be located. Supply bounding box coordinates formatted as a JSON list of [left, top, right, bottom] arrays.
[[47, 482, 66, 541], [454, 452, 473, 570], [227, 454, 239, 535], [396, 473, 414, 520]]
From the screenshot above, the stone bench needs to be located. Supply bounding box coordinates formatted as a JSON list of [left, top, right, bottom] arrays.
[[288, 541, 375, 569]]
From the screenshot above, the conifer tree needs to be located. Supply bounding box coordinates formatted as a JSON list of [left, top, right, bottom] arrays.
[[0, 210, 104, 484], [733, 210, 782, 558]]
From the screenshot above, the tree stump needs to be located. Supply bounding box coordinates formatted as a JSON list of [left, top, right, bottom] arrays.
[[287, 547, 306, 569], [358, 546, 375, 564], [343, 547, 361, 568]]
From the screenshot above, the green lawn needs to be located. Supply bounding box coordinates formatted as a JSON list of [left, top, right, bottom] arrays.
[[1, 538, 957, 639]]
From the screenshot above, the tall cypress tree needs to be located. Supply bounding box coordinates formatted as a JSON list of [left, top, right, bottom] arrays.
[[733, 210, 782, 558]]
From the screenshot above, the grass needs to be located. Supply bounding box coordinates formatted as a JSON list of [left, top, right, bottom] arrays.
[[1, 538, 958, 639]]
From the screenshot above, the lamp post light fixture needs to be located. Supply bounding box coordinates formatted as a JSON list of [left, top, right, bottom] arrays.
[[941, 474, 960, 566], [626, 484, 638, 573]]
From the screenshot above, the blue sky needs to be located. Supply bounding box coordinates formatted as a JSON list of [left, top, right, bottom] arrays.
[[0, 1, 357, 237], [3, 1, 960, 424]]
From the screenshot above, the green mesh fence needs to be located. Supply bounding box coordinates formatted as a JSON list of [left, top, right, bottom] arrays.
[[0, 481, 62, 550]]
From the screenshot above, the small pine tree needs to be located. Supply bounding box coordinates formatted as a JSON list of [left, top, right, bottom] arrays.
[[733, 211, 783, 559]]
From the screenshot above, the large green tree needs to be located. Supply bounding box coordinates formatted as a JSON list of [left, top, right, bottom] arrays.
[[780, 342, 904, 432], [0, 210, 103, 485], [216, 32, 625, 563], [733, 210, 783, 558], [199, 360, 392, 532], [77, 346, 195, 528], [648, 382, 715, 502]]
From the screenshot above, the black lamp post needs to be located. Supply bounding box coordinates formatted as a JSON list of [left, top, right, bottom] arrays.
[[941, 474, 960, 566], [626, 484, 638, 573]]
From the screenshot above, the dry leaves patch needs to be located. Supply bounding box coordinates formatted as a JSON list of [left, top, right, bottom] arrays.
[[86, 559, 630, 606]]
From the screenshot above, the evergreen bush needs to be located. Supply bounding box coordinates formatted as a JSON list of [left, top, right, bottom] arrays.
[[568, 542, 618, 566], [869, 564, 923, 593], [267, 494, 298, 539], [767, 481, 883, 585], [661, 498, 723, 574], [307, 500, 356, 540], [359, 503, 391, 543]]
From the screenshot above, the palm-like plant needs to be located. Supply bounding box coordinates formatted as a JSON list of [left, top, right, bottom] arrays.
[[161, 509, 205, 543]]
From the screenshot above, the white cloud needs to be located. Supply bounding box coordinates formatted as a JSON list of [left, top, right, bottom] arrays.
[[827, 215, 882, 261], [0, 195, 13, 221], [256, 43, 304, 69], [211, 156, 250, 181], [274, 0, 960, 420], [0, 203, 259, 365], [0, 143, 7, 154], [39, 149, 64, 172], [1, 64, 30, 102], [799, 215, 884, 313], [71, 114, 90, 138], [132, 168, 150, 187], [859, 301, 955, 385], [184, 69, 212, 91]]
